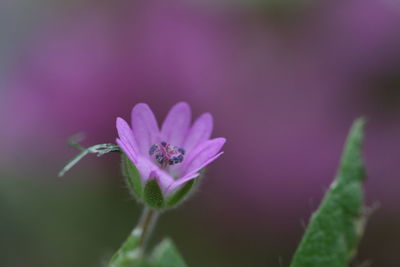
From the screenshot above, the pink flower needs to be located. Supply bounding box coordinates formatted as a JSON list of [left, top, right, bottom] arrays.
[[116, 102, 226, 198]]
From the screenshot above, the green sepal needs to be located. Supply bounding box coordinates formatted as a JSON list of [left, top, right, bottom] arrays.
[[166, 179, 197, 207], [290, 118, 368, 267], [122, 154, 143, 200], [143, 179, 165, 210], [150, 238, 187, 267]]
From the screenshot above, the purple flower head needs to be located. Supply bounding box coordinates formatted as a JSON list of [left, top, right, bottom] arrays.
[[116, 102, 225, 207]]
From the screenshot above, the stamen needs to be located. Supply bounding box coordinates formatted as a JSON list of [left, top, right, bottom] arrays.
[[149, 141, 185, 168]]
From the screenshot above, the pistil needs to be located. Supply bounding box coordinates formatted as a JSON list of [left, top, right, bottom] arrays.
[[149, 141, 185, 168]]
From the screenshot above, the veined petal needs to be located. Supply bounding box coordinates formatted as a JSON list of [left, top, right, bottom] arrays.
[[183, 113, 213, 153], [161, 102, 191, 146], [181, 138, 226, 176], [165, 172, 200, 195], [131, 103, 160, 155]]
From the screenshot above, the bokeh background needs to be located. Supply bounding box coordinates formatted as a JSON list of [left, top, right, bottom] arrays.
[[1, 0, 400, 266]]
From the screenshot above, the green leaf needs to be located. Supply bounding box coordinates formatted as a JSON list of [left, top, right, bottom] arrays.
[[58, 143, 120, 177], [143, 179, 165, 210], [290, 118, 368, 267], [166, 179, 196, 207], [109, 237, 187, 267], [108, 228, 145, 267], [122, 154, 143, 200], [150, 238, 187, 267]]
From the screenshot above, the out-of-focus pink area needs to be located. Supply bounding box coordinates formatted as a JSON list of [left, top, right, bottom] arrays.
[[1, 0, 400, 266]]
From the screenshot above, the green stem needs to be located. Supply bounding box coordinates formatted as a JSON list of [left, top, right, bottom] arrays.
[[137, 207, 159, 254]]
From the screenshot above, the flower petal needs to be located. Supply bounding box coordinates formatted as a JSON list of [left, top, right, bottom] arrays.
[[135, 156, 158, 182], [134, 156, 174, 190], [186, 152, 224, 177], [116, 117, 139, 163], [161, 102, 191, 146], [149, 169, 176, 194], [181, 137, 226, 176], [165, 172, 200, 195], [183, 113, 213, 153], [131, 103, 160, 155], [116, 138, 136, 164]]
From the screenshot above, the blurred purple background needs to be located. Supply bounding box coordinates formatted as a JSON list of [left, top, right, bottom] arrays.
[[1, 0, 400, 266]]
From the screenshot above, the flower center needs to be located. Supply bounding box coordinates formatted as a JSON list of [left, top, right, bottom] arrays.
[[149, 141, 185, 168]]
